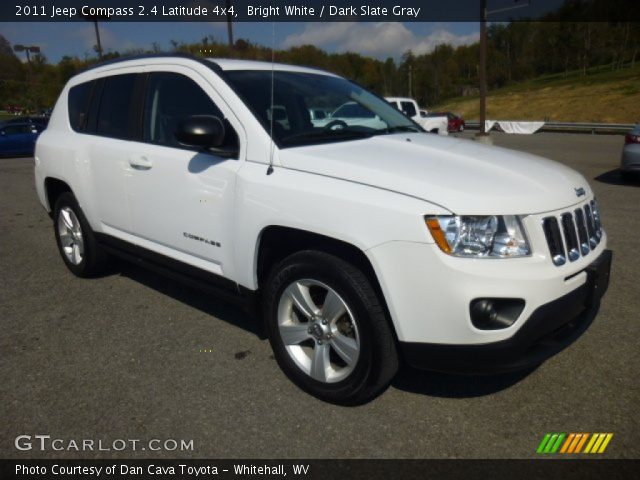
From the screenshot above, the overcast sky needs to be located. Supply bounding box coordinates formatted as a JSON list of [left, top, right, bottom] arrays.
[[0, 22, 479, 62]]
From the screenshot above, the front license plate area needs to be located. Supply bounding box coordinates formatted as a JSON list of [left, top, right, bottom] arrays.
[[586, 250, 612, 304]]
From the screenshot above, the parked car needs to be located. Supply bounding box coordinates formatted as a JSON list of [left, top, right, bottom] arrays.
[[386, 97, 448, 135], [4, 104, 24, 115], [0, 123, 41, 156], [312, 101, 386, 129], [430, 111, 465, 132], [621, 125, 640, 181], [35, 55, 611, 404], [1, 116, 49, 130]]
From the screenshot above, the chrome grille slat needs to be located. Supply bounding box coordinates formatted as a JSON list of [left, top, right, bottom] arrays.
[[584, 203, 599, 248], [560, 213, 580, 262], [574, 208, 590, 255], [542, 199, 603, 267], [591, 200, 602, 239], [590, 200, 602, 243], [542, 217, 566, 266]]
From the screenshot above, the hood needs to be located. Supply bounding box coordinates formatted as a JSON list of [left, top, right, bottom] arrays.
[[278, 133, 591, 215]]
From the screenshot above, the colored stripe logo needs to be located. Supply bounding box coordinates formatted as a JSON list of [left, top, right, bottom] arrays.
[[537, 433, 613, 454]]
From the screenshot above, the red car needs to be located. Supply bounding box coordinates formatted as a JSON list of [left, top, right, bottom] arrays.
[[434, 112, 465, 132], [5, 105, 24, 115]]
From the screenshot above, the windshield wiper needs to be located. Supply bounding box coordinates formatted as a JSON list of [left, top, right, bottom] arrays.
[[281, 129, 373, 145], [379, 125, 422, 134]]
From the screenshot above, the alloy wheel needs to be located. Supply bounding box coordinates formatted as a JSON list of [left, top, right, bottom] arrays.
[[277, 279, 360, 383], [57, 206, 84, 265]]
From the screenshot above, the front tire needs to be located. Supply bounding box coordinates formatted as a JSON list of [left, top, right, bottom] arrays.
[[263, 250, 398, 405], [53, 192, 109, 277]]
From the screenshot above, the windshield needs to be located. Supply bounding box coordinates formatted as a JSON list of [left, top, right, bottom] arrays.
[[224, 70, 423, 147]]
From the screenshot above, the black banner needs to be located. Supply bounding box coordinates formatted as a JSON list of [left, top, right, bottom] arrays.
[[2, 0, 639, 23], [2, 459, 640, 480]]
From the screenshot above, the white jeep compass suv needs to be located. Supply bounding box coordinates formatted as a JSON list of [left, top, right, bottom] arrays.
[[35, 55, 612, 404]]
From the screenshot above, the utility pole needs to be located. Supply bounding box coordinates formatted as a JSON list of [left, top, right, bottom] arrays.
[[478, 0, 488, 138], [80, 12, 110, 60], [13, 44, 41, 112], [93, 20, 103, 59], [226, 0, 234, 48], [13, 44, 40, 65], [408, 65, 412, 98], [477, 1, 531, 143]]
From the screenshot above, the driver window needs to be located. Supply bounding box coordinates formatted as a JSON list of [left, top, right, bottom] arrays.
[[143, 72, 238, 150]]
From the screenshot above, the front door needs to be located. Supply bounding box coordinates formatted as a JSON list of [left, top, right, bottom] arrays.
[[125, 69, 243, 279]]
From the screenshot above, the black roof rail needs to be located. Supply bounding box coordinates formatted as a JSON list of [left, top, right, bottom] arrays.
[[81, 52, 222, 74]]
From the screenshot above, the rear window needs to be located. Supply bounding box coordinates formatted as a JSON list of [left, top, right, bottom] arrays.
[[96, 74, 138, 140], [400, 101, 417, 117], [68, 81, 94, 132]]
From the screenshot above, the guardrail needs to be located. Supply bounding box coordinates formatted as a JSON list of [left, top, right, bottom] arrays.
[[465, 121, 635, 135]]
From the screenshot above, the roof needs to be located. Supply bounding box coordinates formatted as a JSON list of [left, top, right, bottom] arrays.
[[79, 53, 335, 77], [205, 58, 336, 76]]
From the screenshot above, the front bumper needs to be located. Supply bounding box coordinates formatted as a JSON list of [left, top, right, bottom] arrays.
[[399, 250, 612, 374]]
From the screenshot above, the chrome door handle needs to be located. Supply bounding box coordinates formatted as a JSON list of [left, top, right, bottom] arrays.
[[129, 156, 152, 170]]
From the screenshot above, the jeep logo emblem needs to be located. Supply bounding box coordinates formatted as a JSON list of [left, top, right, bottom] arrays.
[[575, 187, 586, 197]]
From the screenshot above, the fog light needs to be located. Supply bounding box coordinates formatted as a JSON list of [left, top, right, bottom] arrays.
[[470, 298, 525, 330]]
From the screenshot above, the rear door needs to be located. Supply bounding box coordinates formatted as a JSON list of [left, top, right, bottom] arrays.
[[85, 73, 144, 235]]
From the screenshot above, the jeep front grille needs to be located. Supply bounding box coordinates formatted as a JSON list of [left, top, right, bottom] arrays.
[[542, 200, 603, 266]]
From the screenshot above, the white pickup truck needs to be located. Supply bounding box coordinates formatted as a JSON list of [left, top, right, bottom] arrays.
[[385, 97, 448, 135]]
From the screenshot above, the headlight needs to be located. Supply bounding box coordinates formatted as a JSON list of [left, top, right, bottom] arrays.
[[425, 215, 530, 258]]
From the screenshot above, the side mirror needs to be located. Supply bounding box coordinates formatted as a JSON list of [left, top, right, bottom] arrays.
[[175, 115, 225, 149]]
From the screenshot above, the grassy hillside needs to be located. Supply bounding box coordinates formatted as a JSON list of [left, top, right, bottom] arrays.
[[432, 64, 640, 124]]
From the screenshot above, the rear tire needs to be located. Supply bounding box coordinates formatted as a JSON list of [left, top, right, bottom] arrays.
[[263, 250, 398, 405], [53, 192, 109, 277]]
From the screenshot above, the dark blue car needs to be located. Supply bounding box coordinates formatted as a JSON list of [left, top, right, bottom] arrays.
[[0, 123, 42, 156]]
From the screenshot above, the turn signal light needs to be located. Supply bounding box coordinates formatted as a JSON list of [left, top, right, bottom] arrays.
[[425, 217, 452, 254]]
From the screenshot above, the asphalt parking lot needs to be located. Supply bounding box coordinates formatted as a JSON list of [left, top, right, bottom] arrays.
[[1, 132, 639, 459]]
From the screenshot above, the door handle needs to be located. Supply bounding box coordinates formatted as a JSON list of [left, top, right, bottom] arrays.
[[129, 155, 153, 170]]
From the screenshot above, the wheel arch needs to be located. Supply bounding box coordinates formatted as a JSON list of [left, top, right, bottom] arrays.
[[255, 225, 399, 341], [44, 177, 73, 217]]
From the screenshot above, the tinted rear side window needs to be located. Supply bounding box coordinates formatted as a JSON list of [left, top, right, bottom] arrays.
[[68, 81, 94, 132], [96, 74, 138, 139]]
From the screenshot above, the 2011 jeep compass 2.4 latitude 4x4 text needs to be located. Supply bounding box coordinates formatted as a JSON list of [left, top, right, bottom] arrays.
[[35, 55, 612, 404]]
